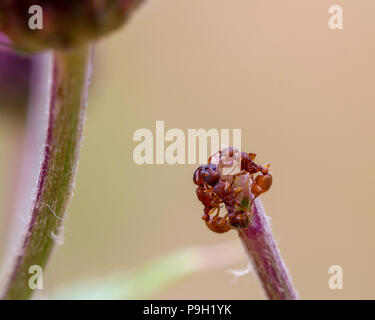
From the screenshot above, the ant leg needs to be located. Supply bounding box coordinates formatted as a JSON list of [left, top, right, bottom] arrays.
[[261, 163, 270, 175], [202, 180, 210, 189], [213, 206, 220, 218], [249, 181, 262, 207], [202, 206, 217, 220], [208, 206, 219, 217], [233, 187, 243, 194], [218, 213, 229, 226], [248, 153, 256, 161]]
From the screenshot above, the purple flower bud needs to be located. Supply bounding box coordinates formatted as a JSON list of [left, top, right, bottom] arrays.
[[0, 0, 144, 52], [0, 32, 32, 118]]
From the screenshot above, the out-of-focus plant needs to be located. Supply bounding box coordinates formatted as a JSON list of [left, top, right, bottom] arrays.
[[0, 1, 143, 53], [0, 44, 32, 121], [0, 1, 297, 301], [0, 1, 144, 300], [49, 242, 243, 300]]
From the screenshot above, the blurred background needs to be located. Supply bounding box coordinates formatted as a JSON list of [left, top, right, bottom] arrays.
[[1, 0, 375, 299]]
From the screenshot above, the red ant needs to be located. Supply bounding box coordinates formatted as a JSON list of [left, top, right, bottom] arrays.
[[209, 149, 273, 203], [240, 152, 273, 202], [193, 149, 273, 233], [194, 172, 250, 232], [193, 164, 231, 233]]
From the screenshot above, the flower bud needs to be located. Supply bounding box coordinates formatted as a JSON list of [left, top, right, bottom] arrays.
[[0, 0, 143, 52], [0, 34, 32, 119]]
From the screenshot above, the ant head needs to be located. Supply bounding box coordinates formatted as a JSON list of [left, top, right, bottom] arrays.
[[193, 164, 220, 186], [193, 166, 205, 186], [241, 152, 259, 174], [241, 152, 256, 161]]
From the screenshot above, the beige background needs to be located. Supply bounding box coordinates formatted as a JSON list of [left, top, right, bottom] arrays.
[[1, 0, 375, 299]]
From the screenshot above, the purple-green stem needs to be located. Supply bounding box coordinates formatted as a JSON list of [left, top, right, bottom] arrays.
[[239, 198, 298, 300], [1, 44, 92, 300]]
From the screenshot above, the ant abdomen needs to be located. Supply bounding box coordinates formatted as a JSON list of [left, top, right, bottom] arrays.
[[251, 173, 273, 199], [205, 215, 231, 233]]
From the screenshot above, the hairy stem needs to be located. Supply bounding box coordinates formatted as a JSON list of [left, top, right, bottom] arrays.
[[238, 198, 298, 300], [1, 44, 92, 300]]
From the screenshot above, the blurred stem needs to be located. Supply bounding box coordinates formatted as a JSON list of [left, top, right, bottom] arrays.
[[2, 44, 92, 300], [50, 242, 243, 300], [238, 198, 298, 300]]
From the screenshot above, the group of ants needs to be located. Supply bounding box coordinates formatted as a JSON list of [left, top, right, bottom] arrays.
[[193, 148, 273, 233]]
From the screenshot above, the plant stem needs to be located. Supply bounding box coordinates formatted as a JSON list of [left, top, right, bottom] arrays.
[[50, 242, 243, 300], [238, 198, 298, 300], [1, 44, 92, 300]]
